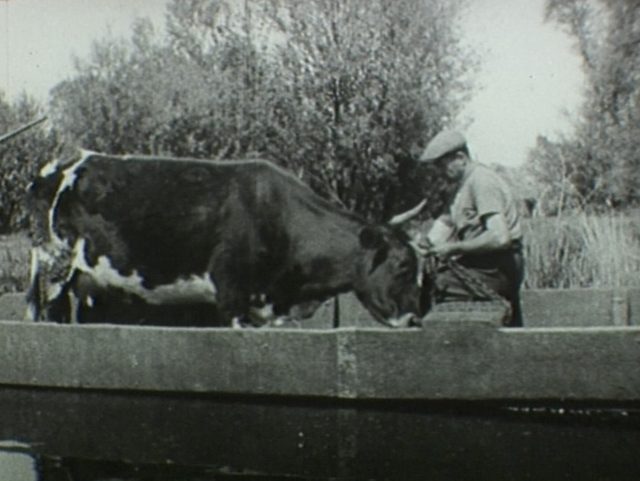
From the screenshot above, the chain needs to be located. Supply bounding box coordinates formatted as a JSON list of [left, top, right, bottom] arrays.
[[444, 258, 505, 302], [418, 239, 511, 312]]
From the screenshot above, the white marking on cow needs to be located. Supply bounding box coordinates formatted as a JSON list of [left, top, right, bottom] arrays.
[[70, 238, 218, 305], [28, 248, 40, 288], [409, 240, 426, 288], [32, 245, 63, 269], [39, 158, 60, 177], [48, 151, 96, 248], [46, 282, 64, 302], [232, 317, 243, 329], [25, 303, 38, 322]]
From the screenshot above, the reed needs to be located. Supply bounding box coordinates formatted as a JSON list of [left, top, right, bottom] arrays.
[[0, 233, 31, 294], [523, 213, 640, 289]]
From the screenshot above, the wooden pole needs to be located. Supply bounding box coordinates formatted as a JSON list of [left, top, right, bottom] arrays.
[[0, 116, 47, 144]]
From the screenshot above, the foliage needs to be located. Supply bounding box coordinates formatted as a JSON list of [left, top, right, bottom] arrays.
[[0, 94, 57, 233], [50, 20, 208, 155], [256, 0, 474, 219], [526, 134, 586, 215], [48, 0, 475, 222], [0, 233, 31, 294], [528, 0, 640, 212]]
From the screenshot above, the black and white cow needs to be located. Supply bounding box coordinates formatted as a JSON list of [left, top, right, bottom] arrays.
[[26, 152, 427, 327]]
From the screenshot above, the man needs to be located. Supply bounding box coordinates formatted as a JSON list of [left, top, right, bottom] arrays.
[[391, 129, 524, 327]]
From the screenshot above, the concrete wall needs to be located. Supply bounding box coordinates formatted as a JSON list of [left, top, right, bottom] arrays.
[[522, 288, 638, 327], [1, 320, 640, 402], [0, 321, 339, 397], [0, 293, 27, 322]]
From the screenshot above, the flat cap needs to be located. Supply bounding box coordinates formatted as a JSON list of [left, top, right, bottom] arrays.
[[419, 129, 467, 162]]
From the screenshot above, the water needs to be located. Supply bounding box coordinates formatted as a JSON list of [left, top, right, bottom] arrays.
[[1, 386, 640, 480]]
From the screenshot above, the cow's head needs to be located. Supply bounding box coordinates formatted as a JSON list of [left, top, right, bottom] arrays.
[[354, 225, 427, 326]]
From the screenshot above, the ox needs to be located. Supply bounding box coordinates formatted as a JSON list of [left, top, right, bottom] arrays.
[[26, 152, 426, 327]]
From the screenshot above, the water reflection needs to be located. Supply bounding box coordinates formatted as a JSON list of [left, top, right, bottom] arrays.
[[1, 387, 640, 481], [1, 450, 301, 481], [0, 444, 36, 481]]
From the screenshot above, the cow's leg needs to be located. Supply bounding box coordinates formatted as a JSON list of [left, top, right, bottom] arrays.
[[43, 286, 72, 323], [215, 281, 251, 327], [25, 249, 43, 321], [25, 246, 61, 321], [25, 241, 77, 323], [71, 271, 104, 323], [25, 248, 73, 323], [246, 302, 276, 327], [45, 269, 100, 324], [70, 273, 145, 324]]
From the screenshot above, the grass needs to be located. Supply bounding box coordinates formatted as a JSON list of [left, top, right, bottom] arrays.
[[522, 213, 640, 289], [0, 232, 31, 294]]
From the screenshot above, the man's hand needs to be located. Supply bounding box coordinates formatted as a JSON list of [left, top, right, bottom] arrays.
[[412, 237, 434, 257], [430, 242, 458, 259], [412, 238, 455, 259]]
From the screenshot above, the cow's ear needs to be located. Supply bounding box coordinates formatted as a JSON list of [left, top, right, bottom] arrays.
[[360, 227, 389, 273], [359, 226, 384, 250], [370, 244, 389, 273]]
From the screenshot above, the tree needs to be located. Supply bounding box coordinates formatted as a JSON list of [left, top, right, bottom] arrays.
[[49, 0, 476, 222], [527, 134, 588, 215], [51, 12, 279, 158], [529, 0, 640, 211], [50, 20, 176, 155], [0, 93, 57, 232], [257, 0, 474, 220]]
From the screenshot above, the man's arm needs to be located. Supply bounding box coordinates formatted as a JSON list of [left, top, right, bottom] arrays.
[[426, 216, 454, 244], [431, 212, 511, 257]]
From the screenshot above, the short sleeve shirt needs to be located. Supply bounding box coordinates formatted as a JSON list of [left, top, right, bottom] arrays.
[[443, 163, 522, 242]]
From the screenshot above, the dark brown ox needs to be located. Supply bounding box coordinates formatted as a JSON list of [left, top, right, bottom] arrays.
[[26, 153, 426, 327]]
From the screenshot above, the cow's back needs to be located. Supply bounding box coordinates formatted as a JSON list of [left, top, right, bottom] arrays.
[[53, 155, 284, 286]]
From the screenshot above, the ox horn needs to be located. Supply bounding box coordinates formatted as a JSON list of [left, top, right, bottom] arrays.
[[387, 199, 427, 226]]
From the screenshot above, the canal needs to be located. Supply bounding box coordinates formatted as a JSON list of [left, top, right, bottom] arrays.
[[0, 387, 639, 480]]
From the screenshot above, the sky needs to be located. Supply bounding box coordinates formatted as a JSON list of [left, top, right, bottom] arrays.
[[0, 0, 586, 168], [0, 0, 167, 97], [459, 0, 585, 167]]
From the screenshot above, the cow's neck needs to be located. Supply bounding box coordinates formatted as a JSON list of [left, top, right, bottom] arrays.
[[292, 214, 364, 297]]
